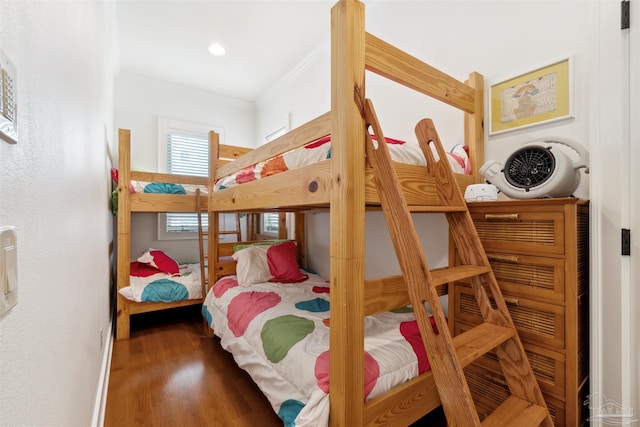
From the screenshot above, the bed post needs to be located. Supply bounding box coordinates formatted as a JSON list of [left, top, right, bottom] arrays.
[[464, 71, 485, 184], [330, 1, 367, 426], [208, 130, 221, 295], [116, 129, 132, 340]]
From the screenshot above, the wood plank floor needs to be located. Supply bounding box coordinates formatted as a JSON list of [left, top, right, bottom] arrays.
[[104, 306, 447, 426]]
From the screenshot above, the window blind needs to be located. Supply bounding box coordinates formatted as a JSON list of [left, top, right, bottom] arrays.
[[166, 131, 208, 232]]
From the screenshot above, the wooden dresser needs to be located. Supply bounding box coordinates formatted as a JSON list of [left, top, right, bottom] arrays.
[[448, 198, 589, 426]]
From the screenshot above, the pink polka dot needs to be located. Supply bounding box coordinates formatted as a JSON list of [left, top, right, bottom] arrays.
[[213, 277, 238, 298], [312, 286, 330, 294], [400, 320, 431, 374], [227, 291, 281, 337], [314, 351, 380, 399]]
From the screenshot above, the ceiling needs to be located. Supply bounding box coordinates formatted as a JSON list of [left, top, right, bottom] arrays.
[[116, 1, 336, 103]]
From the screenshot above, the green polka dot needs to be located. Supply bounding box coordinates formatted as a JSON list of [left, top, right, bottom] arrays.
[[261, 315, 315, 363]]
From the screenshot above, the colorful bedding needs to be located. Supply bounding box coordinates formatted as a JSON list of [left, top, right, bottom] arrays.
[[110, 167, 208, 195], [119, 249, 203, 303], [202, 272, 433, 427], [214, 135, 470, 191], [128, 180, 207, 195]]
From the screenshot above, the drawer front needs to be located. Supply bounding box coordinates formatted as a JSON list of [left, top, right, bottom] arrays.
[[464, 363, 566, 427], [454, 321, 566, 399], [469, 208, 565, 256], [453, 285, 565, 349], [487, 252, 565, 303], [453, 249, 566, 303]]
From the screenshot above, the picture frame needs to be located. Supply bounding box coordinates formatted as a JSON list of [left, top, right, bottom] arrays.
[[489, 57, 574, 135]]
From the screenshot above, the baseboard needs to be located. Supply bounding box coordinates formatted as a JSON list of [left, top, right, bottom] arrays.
[[91, 320, 114, 427]]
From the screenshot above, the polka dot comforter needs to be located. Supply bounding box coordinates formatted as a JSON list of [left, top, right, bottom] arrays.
[[202, 272, 433, 427]]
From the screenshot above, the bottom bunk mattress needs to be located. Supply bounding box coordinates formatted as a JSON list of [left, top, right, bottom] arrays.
[[202, 272, 433, 427], [119, 249, 204, 303]]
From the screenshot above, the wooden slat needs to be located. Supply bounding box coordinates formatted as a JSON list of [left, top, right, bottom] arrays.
[[365, 32, 476, 113], [130, 193, 205, 212], [481, 396, 548, 427], [408, 205, 467, 212], [211, 162, 332, 211], [364, 163, 470, 206], [363, 267, 488, 317], [452, 323, 515, 368], [364, 371, 441, 426], [431, 265, 491, 287], [130, 171, 207, 186], [129, 299, 203, 315]]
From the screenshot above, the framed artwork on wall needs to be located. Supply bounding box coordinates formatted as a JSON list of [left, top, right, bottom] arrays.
[[489, 57, 574, 135]]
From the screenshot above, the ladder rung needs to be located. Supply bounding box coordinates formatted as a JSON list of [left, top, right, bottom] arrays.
[[430, 265, 491, 287], [481, 396, 548, 427], [452, 323, 515, 368], [408, 205, 467, 213], [218, 231, 238, 235]]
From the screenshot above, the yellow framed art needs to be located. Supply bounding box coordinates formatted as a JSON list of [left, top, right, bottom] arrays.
[[490, 57, 573, 135]]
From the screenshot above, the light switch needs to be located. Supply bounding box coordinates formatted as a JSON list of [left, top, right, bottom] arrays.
[[0, 227, 17, 318]]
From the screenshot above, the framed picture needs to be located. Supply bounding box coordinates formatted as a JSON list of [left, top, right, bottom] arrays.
[[489, 57, 573, 135]]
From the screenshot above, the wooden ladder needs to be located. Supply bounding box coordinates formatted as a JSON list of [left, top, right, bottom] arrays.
[[363, 99, 553, 427], [196, 190, 242, 295]]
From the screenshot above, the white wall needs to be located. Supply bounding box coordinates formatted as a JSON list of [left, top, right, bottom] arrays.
[[114, 72, 255, 262], [257, 1, 592, 280], [0, 1, 116, 426]]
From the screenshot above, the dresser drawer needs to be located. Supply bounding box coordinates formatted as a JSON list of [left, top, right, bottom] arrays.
[[452, 285, 565, 349], [488, 252, 566, 303], [469, 207, 565, 257], [453, 249, 565, 303], [454, 321, 566, 399]]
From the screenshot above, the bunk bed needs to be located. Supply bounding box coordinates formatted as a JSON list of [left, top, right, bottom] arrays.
[[115, 129, 250, 340], [203, 1, 486, 425]]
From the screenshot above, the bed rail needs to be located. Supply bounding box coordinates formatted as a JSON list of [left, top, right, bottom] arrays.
[[365, 33, 476, 113], [214, 112, 331, 180]]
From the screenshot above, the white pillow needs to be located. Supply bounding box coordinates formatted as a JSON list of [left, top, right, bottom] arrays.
[[232, 245, 272, 285]]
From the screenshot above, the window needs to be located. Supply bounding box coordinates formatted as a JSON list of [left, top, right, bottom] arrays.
[[261, 213, 280, 236], [157, 118, 224, 240], [258, 115, 290, 237]]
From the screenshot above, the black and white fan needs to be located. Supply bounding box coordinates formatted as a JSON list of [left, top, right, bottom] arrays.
[[479, 138, 589, 199]]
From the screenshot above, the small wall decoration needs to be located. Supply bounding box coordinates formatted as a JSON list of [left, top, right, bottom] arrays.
[[490, 57, 573, 135]]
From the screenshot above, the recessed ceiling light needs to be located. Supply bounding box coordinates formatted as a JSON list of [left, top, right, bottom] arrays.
[[208, 43, 226, 56]]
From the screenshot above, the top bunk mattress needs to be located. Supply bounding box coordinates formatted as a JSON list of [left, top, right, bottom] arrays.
[[214, 135, 471, 191], [111, 168, 208, 195]]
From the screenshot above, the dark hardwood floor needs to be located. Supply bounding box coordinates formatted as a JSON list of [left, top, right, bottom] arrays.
[[104, 306, 447, 426]]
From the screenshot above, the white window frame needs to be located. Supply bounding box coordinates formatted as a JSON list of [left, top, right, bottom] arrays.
[[157, 117, 224, 240]]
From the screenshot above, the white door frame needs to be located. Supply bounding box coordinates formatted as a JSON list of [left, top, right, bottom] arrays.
[[628, 0, 639, 420], [590, 0, 638, 425]]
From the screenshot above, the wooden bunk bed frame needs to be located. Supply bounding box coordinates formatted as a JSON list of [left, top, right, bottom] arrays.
[[115, 129, 250, 340], [206, 1, 486, 425]]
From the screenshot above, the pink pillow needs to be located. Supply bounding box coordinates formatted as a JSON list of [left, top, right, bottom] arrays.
[[266, 241, 308, 283], [130, 261, 163, 278], [137, 249, 180, 275], [232, 241, 307, 286]]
